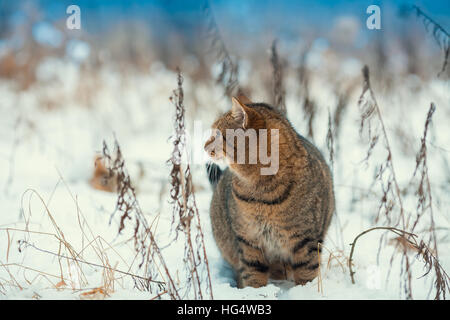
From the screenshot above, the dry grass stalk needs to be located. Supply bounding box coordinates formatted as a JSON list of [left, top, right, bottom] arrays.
[[270, 40, 287, 115], [3, 115, 22, 195], [411, 104, 436, 232], [203, 0, 239, 97], [80, 287, 108, 299], [0, 189, 103, 295], [409, 103, 448, 300], [20, 188, 89, 287], [168, 69, 213, 299], [16, 240, 164, 287], [333, 91, 350, 139], [298, 48, 317, 139], [1, 174, 174, 298], [326, 107, 346, 250], [357, 66, 413, 297], [358, 65, 405, 227], [348, 227, 449, 299], [356, 68, 449, 299], [303, 99, 316, 140], [326, 108, 334, 172], [332, 85, 354, 154], [349, 227, 415, 285], [412, 6, 449, 76], [102, 138, 179, 299]]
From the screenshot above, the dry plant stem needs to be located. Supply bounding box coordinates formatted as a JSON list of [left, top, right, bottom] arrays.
[[317, 243, 323, 294], [326, 108, 334, 172], [150, 290, 168, 300], [357, 68, 450, 299], [19, 240, 165, 286], [192, 193, 213, 299], [1, 262, 65, 286], [4, 115, 21, 194], [411, 103, 448, 299], [102, 139, 180, 299], [187, 167, 214, 299], [411, 104, 436, 233], [179, 168, 202, 299], [348, 227, 417, 284], [0, 260, 23, 290], [141, 209, 180, 298], [3, 206, 164, 292], [412, 5, 449, 76], [20, 188, 88, 286], [356, 98, 448, 298], [349, 226, 450, 298], [297, 46, 317, 139], [361, 66, 405, 228], [54, 170, 131, 273], [168, 69, 213, 299], [326, 107, 345, 251], [203, 0, 239, 96], [270, 40, 287, 115]]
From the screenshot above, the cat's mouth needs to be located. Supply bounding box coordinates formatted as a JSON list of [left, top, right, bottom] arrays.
[[204, 134, 225, 163], [204, 147, 227, 165], [205, 148, 226, 163]]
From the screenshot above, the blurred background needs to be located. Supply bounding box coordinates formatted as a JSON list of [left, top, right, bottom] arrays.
[[1, 0, 448, 189], [0, 0, 449, 300], [0, 0, 449, 90]]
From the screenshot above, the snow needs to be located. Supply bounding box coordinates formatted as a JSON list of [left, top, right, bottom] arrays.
[[0, 57, 449, 300]]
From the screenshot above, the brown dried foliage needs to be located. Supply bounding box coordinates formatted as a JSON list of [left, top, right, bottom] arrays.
[[358, 65, 404, 226], [354, 66, 449, 299], [298, 48, 317, 139], [412, 6, 449, 77], [168, 69, 213, 299], [349, 227, 449, 300], [270, 40, 287, 115], [410, 103, 448, 299], [102, 138, 180, 299], [332, 86, 352, 144], [326, 108, 334, 173], [203, 1, 239, 97]]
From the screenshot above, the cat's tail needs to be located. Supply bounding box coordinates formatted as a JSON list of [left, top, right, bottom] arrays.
[[206, 162, 222, 187]]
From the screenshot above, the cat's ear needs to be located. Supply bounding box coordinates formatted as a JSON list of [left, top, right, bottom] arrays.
[[236, 94, 252, 105], [231, 96, 262, 129]]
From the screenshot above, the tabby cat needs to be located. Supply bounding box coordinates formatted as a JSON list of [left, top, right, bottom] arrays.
[[204, 96, 335, 288]]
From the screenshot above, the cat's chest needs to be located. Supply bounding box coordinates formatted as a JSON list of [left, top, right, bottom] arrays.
[[232, 186, 293, 259], [249, 216, 290, 260]]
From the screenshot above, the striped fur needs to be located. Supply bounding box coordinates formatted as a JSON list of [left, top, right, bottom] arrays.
[[205, 98, 335, 288]]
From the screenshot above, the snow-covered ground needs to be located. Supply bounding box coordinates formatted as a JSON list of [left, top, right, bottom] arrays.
[[0, 57, 449, 300]]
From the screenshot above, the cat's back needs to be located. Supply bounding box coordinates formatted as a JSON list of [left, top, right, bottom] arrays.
[[248, 103, 334, 237], [250, 103, 330, 168]]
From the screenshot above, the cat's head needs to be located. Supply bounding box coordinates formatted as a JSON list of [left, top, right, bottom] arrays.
[[204, 95, 266, 164]]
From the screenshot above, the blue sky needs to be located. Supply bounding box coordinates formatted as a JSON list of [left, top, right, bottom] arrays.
[[23, 0, 450, 26], [2, 0, 448, 41]]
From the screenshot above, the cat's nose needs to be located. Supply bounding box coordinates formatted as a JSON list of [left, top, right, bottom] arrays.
[[205, 143, 216, 157], [204, 141, 217, 159], [204, 136, 214, 150]]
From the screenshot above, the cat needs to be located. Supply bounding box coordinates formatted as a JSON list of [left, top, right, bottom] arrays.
[[204, 96, 335, 288]]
